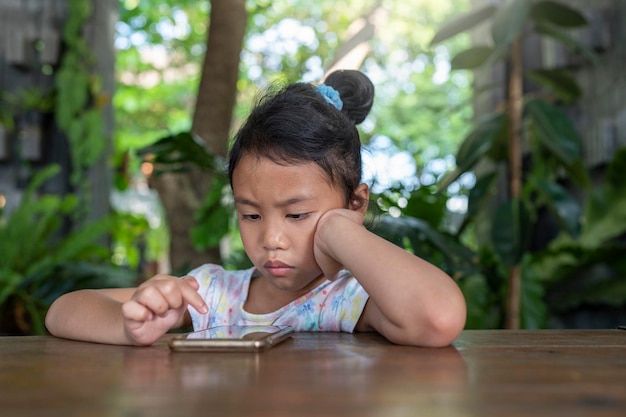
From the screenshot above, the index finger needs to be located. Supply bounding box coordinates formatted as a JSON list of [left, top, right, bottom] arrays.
[[180, 276, 208, 314]]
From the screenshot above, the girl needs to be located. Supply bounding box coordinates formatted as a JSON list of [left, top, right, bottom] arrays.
[[45, 70, 466, 347]]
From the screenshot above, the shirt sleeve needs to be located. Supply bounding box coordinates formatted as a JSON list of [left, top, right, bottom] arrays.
[[319, 271, 370, 333]]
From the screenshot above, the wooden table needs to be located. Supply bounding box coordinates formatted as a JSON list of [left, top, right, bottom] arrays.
[[1, 330, 625, 417]]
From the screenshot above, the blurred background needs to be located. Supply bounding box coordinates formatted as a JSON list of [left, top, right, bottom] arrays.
[[1, 0, 625, 335]]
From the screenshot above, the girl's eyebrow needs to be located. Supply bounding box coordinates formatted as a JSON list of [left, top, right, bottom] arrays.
[[234, 196, 314, 208]]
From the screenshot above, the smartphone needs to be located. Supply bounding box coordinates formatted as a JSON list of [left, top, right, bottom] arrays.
[[168, 325, 294, 352]]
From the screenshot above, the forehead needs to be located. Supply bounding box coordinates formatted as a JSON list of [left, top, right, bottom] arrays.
[[231, 155, 338, 198]]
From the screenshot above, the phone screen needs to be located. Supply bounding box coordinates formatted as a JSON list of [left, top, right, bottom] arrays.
[[168, 325, 294, 352], [186, 325, 291, 340]]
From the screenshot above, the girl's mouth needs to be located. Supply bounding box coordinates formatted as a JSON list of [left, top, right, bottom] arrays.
[[264, 260, 293, 277]]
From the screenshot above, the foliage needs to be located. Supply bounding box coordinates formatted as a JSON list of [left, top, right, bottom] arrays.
[[112, 0, 475, 272], [1, 0, 131, 335], [114, 0, 472, 180], [0, 90, 15, 130], [114, 0, 211, 156], [54, 0, 106, 188], [426, 0, 611, 328], [532, 149, 626, 317], [0, 166, 134, 335], [137, 131, 242, 263]]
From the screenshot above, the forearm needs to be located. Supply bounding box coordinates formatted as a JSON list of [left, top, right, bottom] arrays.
[[321, 216, 466, 346], [45, 290, 133, 345]]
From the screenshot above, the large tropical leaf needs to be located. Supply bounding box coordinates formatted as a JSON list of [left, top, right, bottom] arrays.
[[584, 148, 626, 231], [458, 273, 500, 329], [525, 68, 582, 104], [451, 46, 494, 70], [139, 131, 224, 174], [535, 20, 599, 65], [467, 170, 500, 218], [520, 256, 547, 328], [429, 4, 496, 46], [581, 189, 626, 248], [370, 215, 477, 277], [525, 98, 582, 166], [533, 178, 581, 237], [491, 0, 532, 48], [402, 185, 448, 229], [438, 112, 506, 190], [456, 112, 507, 170], [0, 270, 21, 307], [530, 0, 588, 28], [544, 256, 626, 310], [491, 199, 531, 266], [605, 147, 626, 190]]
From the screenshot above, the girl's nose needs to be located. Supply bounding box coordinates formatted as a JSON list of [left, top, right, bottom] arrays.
[[262, 224, 288, 250]]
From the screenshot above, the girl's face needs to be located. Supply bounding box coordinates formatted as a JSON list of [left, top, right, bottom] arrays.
[[232, 154, 346, 296]]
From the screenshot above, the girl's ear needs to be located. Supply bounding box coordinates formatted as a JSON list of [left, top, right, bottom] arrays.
[[350, 183, 370, 214]]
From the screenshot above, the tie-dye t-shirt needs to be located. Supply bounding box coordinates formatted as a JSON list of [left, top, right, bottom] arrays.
[[186, 264, 369, 333]]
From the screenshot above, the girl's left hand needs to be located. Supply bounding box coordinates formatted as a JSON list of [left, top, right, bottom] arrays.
[[313, 208, 365, 281]]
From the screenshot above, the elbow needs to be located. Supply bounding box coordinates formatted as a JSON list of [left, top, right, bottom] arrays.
[[421, 302, 467, 347], [393, 295, 467, 348], [45, 293, 77, 339], [44, 297, 63, 337]]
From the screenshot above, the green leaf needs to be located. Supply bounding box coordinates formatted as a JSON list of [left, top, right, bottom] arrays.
[[520, 257, 547, 329], [467, 170, 500, 218], [458, 273, 495, 329], [54, 67, 89, 130], [491, 0, 532, 47], [451, 46, 494, 70], [530, 1, 588, 28], [23, 165, 61, 200], [581, 189, 626, 248], [429, 5, 497, 46], [438, 112, 506, 190], [403, 185, 447, 229], [535, 20, 599, 65], [456, 112, 507, 170], [525, 98, 582, 166], [370, 215, 477, 277], [545, 258, 626, 310], [192, 176, 232, 250], [0, 270, 22, 306], [491, 199, 530, 266], [525, 69, 582, 104], [533, 179, 581, 237], [191, 205, 231, 249], [82, 109, 105, 166], [606, 147, 626, 190], [140, 131, 224, 174]]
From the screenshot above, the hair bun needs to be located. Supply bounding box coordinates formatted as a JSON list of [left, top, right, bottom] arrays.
[[323, 70, 374, 124]]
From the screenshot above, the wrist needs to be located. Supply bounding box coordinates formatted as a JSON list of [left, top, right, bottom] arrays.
[[315, 210, 361, 258]]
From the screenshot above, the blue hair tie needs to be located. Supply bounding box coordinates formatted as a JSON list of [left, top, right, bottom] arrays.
[[316, 84, 343, 111]]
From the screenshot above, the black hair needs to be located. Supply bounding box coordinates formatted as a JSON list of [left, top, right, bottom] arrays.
[[227, 69, 375, 206]]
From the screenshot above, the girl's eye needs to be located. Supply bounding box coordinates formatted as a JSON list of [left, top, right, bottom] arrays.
[[287, 213, 310, 220], [242, 214, 260, 221]]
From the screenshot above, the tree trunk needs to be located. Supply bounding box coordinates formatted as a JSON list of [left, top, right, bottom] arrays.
[[324, 1, 386, 75], [192, 0, 247, 157], [151, 0, 247, 274], [505, 37, 523, 329]]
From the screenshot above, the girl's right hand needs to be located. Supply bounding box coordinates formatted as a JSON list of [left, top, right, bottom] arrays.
[[121, 275, 208, 345], [314, 208, 365, 281]]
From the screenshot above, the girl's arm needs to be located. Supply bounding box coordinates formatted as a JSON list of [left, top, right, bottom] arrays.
[[45, 275, 207, 346], [314, 209, 466, 347]]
